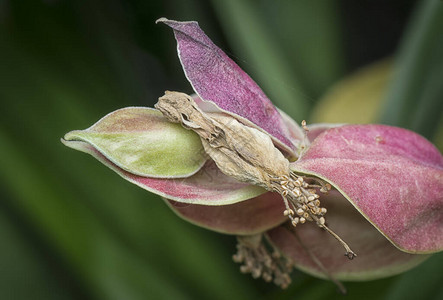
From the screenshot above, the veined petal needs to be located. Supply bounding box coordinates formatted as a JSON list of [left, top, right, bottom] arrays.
[[63, 107, 205, 178], [62, 138, 265, 205], [165, 192, 286, 235], [291, 124, 443, 253], [157, 18, 301, 157], [267, 191, 428, 281]]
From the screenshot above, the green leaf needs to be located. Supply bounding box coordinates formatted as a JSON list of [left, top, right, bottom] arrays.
[[384, 252, 443, 300], [258, 0, 344, 98], [209, 0, 308, 120], [380, 0, 443, 139]]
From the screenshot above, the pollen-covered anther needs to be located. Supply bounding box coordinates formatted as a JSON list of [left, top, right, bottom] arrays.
[[292, 188, 301, 197], [233, 234, 293, 289], [274, 173, 357, 260], [320, 183, 332, 193], [293, 177, 303, 187], [283, 209, 294, 216], [311, 207, 320, 215]]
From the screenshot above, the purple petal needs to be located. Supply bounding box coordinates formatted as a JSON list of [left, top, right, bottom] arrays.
[[267, 192, 428, 280], [157, 18, 301, 157], [291, 124, 443, 253], [166, 192, 286, 235]]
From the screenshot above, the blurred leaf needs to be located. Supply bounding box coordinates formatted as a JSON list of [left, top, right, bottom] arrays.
[[259, 0, 344, 98], [0, 198, 85, 300], [209, 0, 308, 120], [311, 57, 443, 151], [380, 0, 443, 139], [384, 252, 443, 300], [311, 59, 392, 124]]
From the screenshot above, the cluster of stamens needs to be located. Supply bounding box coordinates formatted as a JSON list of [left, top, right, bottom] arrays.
[[274, 173, 330, 227], [272, 173, 356, 260], [233, 235, 293, 289]]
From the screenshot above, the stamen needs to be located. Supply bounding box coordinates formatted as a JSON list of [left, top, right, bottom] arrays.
[[318, 221, 357, 260], [233, 234, 293, 288], [283, 209, 294, 216], [271, 173, 357, 260]]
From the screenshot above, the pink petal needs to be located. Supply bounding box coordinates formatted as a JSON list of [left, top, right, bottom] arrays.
[[306, 123, 344, 142], [291, 124, 443, 253], [267, 191, 428, 281], [165, 192, 286, 235], [62, 139, 266, 205], [157, 18, 300, 157]]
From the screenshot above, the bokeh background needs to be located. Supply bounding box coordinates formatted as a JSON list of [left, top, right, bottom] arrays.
[[1, 0, 442, 299]]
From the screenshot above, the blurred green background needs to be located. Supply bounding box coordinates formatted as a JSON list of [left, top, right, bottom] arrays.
[[1, 0, 442, 299]]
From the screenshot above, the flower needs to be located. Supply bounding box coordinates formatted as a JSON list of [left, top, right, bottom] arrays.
[[62, 18, 443, 289]]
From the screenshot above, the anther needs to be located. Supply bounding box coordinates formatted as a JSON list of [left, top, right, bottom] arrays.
[[292, 188, 301, 197], [283, 209, 294, 216]]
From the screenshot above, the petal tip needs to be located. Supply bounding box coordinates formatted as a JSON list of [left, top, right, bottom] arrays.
[[155, 17, 168, 24], [155, 17, 198, 28], [62, 130, 81, 142]]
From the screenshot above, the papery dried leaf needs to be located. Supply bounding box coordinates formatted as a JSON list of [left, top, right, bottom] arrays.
[[63, 107, 206, 178], [156, 91, 289, 189]]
